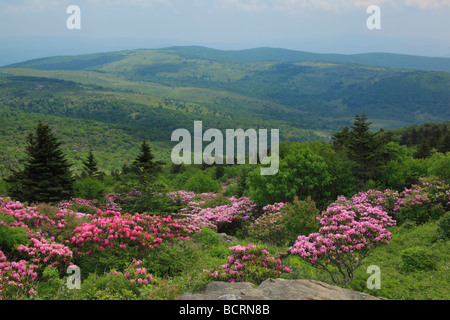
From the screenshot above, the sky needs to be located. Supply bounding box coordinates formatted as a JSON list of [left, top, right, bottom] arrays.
[[0, 0, 449, 59]]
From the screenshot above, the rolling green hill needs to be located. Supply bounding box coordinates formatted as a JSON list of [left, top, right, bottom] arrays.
[[7, 46, 450, 72], [1, 46, 449, 176]]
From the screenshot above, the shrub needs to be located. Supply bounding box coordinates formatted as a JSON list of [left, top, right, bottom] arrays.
[[0, 211, 30, 254], [73, 177, 105, 201], [281, 197, 320, 245], [393, 178, 450, 225], [204, 244, 291, 285], [290, 198, 395, 285], [80, 259, 155, 300], [68, 209, 191, 272], [437, 212, 450, 240], [248, 202, 286, 245], [248, 198, 320, 246], [179, 194, 257, 235], [185, 172, 220, 194], [400, 247, 438, 272], [144, 240, 198, 278], [16, 236, 74, 272], [0, 250, 38, 300]]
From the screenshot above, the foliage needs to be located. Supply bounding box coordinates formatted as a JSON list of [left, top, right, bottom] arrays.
[[248, 202, 287, 246], [6, 123, 74, 203], [73, 177, 105, 200], [144, 240, 198, 278], [179, 193, 257, 235], [280, 197, 321, 245], [393, 178, 450, 225], [80, 259, 155, 300], [332, 114, 389, 187], [400, 247, 438, 272], [81, 151, 102, 179], [133, 140, 164, 183], [0, 210, 30, 253], [436, 212, 450, 240], [247, 142, 332, 206], [204, 244, 291, 285], [185, 172, 221, 194]]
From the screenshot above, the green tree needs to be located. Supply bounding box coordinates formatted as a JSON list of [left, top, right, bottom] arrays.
[[247, 142, 332, 206], [82, 151, 101, 178], [133, 140, 164, 183], [332, 114, 388, 188], [7, 123, 74, 203]]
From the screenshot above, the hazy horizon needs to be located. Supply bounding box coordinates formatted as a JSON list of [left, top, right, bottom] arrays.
[[1, 0, 449, 66]]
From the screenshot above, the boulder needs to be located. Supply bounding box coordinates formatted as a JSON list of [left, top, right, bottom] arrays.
[[180, 278, 385, 300], [218, 233, 238, 244]]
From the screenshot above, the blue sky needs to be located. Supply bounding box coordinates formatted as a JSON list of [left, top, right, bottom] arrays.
[[0, 0, 449, 57]]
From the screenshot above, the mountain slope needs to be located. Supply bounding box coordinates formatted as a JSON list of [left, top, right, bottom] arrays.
[[6, 46, 450, 72], [0, 46, 449, 178]]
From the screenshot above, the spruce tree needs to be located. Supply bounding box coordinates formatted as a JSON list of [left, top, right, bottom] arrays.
[[133, 140, 164, 183], [7, 123, 74, 203], [82, 151, 101, 178], [332, 114, 388, 188]]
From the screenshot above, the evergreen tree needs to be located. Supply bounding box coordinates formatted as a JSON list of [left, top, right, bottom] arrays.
[[415, 140, 432, 159], [332, 114, 388, 188], [7, 123, 74, 203], [133, 140, 164, 182], [82, 151, 101, 178], [215, 165, 225, 180], [438, 133, 450, 154], [331, 126, 351, 151], [169, 162, 186, 174]]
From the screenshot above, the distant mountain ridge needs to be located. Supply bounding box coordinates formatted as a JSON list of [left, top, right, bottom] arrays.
[[5, 46, 450, 73]]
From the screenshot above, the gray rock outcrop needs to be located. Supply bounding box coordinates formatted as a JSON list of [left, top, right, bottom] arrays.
[[180, 278, 385, 300]]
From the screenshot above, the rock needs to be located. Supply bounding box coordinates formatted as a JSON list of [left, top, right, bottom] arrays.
[[180, 278, 385, 300], [217, 294, 242, 300], [180, 281, 265, 300], [218, 233, 238, 244]]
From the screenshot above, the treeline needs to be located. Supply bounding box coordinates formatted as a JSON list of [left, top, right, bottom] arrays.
[[397, 122, 450, 158], [1, 115, 449, 214]]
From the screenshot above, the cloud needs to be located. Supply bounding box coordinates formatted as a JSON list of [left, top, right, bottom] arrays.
[[0, 0, 66, 13], [210, 0, 450, 13]]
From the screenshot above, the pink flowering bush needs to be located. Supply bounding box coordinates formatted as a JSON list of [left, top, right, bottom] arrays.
[[166, 190, 196, 205], [0, 197, 89, 243], [174, 214, 218, 233], [205, 244, 291, 284], [290, 198, 395, 285], [17, 233, 73, 270], [58, 198, 102, 216], [0, 197, 56, 230], [177, 193, 257, 234], [339, 178, 449, 226], [0, 250, 38, 300], [393, 178, 449, 225], [68, 209, 191, 271]]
